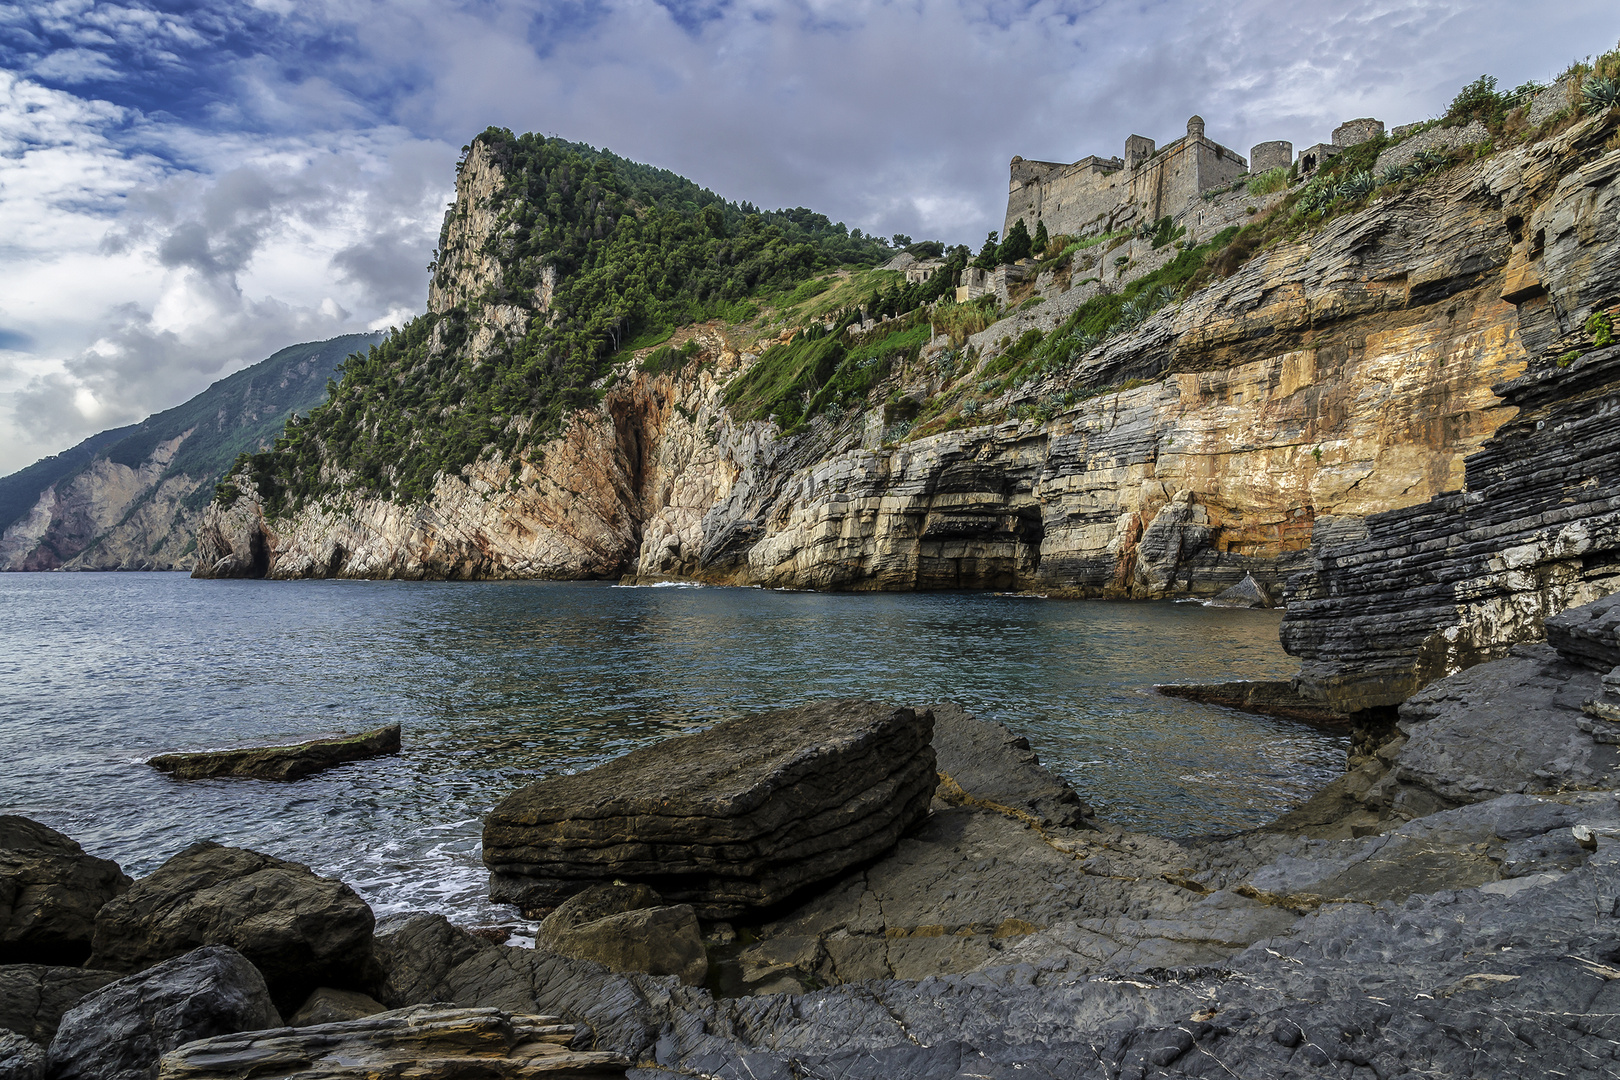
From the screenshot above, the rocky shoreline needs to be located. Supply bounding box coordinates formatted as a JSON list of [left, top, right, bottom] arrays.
[[7, 599, 1620, 1078]]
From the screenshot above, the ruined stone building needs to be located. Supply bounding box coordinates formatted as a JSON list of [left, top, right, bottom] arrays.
[[1002, 114, 1389, 241], [1003, 116, 1248, 240]]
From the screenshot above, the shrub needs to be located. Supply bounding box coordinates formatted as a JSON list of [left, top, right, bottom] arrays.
[[1586, 310, 1615, 347], [1246, 167, 1288, 196]]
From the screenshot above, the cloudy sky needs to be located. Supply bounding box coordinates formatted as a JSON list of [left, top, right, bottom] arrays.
[[0, 0, 1615, 475]]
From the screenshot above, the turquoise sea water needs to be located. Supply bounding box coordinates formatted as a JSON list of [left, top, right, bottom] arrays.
[[0, 573, 1343, 923]]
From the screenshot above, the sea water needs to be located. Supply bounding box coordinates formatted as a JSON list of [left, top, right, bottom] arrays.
[[0, 573, 1343, 924]]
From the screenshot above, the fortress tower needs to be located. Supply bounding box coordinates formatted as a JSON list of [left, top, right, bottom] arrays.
[[1004, 116, 1248, 240]]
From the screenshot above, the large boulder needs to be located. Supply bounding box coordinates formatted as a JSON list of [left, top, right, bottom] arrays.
[[0, 966, 121, 1043], [482, 701, 938, 918], [153, 1006, 628, 1080], [370, 913, 489, 1008], [929, 703, 1092, 829], [147, 725, 401, 782], [0, 818, 130, 966], [536, 884, 707, 986], [88, 843, 375, 1013], [46, 945, 280, 1080]]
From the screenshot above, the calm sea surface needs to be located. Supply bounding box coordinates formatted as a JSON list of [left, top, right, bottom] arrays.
[[0, 573, 1343, 924]]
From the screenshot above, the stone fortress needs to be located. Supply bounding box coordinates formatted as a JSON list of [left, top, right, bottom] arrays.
[[1002, 114, 1389, 241]]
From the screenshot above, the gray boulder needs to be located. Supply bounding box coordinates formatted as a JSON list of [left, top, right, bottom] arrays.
[[0, 966, 120, 1043], [0, 1033, 44, 1080], [537, 884, 707, 986], [0, 817, 130, 966], [153, 1005, 628, 1080], [482, 701, 937, 918], [88, 842, 375, 1013], [371, 913, 488, 1008], [1205, 572, 1274, 608], [46, 945, 280, 1080], [285, 988, 385, 1026]]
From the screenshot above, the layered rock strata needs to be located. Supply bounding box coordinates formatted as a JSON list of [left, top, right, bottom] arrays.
[[481, 701, 937, 918], [193, 114, 1620, 599], [154, 1006, 629, 1080]]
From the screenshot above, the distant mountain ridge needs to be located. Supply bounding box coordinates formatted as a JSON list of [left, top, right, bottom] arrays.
[[0, 333, 379, 571]]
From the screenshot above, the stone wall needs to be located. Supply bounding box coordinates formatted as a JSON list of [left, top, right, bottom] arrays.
[[1249, 141, 1292, 175], [1333, 118, 1385, 146], [1375, 120, 1491, 174]]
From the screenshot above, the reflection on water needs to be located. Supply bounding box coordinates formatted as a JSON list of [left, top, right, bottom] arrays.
[[0, 574, 1342, 922]]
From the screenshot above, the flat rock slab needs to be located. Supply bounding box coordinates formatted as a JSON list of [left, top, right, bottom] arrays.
[[1155, 681, 1353, 726], [155, 1006, 628, 1080], [148, 724, 401, 781], [483, 701, 937, 919], [1547, 591, 1620, 671]]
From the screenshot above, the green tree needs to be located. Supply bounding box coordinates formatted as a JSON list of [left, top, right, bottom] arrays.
[[1032, 218, 1049, 255], [973, 231, 1000, 270], [998, 218, 1032, 264]]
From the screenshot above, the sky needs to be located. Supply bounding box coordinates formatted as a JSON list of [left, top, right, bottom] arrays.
[[1, 1, 1616, 476]]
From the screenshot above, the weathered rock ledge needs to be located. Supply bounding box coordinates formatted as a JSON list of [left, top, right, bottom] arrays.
[[148, 724, 401, 781]]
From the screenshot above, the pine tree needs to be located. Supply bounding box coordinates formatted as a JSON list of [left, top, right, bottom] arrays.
[[1032, 218, 1049, 255], [973, 231, 1000, 270], [998, 218, 1032, 264]]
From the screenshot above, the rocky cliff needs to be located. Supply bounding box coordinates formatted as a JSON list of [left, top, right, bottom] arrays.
[[0, 335, 375, 571], [200, 111, 1620, 605]]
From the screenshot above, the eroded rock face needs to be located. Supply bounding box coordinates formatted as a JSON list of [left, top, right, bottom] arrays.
[[0, 817, 130, 966], [47, 946, 280, 1080], [88, 843, 375, 1013], [0, 1032, 44, 1080], [153, 1005, 628, 1080], [482, 701, 937, 918]]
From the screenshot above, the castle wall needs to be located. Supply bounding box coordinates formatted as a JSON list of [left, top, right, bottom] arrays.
[[1004, 122, 1248, 241]]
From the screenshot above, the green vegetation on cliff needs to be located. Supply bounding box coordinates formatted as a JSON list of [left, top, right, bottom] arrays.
[[229, 129, 909, 511]]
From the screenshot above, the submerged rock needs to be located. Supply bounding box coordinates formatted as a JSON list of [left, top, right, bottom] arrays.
[[482, 701, 937, 918], [147, 724, 401, 782], [88, 842, 376, 1013], [153, 1005, 629, 1080], [536, 884, 707, 986], [0, 817, 130, 966], [47, 946, 280, 1080], [1154, 680, 1354, 726]]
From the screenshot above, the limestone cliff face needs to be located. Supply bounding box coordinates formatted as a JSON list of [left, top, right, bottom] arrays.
[[198, 113, 1615, 615], [0, 436, 201, 571]]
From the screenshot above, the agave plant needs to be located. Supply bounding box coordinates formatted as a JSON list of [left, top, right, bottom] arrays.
[[1115, 296, 1157, 331], [1151, 284, 1180, 308], [1379, 164, 1409, 186], [1337, 170, 1377, 201], [1584, 75, 1620, 114], [1413, 149, 1450, 175]]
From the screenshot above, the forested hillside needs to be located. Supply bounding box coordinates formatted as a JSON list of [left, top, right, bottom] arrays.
[[231, 129, 917, 511]]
